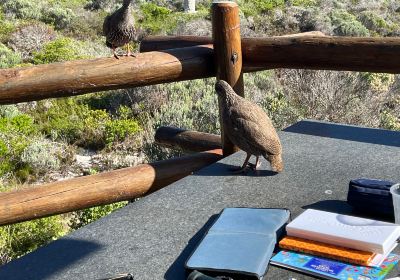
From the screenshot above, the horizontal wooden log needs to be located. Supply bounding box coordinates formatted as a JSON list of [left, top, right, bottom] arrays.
[[0, 45, 215, 105], [140, 31, 325, 52], [0, 149, 222, 226], [155, 126, 221, 152], [2, 32, 400, 105], [141, 35, 400, 73]]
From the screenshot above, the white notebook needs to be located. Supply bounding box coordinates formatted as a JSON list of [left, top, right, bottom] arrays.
[[286, 209, 400, 254]]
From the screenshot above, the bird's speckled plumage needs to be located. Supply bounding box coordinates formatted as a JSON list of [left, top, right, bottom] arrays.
[[215, 80, 283, 172], [103, 0, 136, 55]]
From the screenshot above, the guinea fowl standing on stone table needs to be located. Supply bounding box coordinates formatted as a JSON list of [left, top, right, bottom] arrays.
[[103, 0, 136, 59], [215, 80, 283, 173]]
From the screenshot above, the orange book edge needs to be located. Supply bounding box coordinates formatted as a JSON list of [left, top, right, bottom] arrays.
[[279, 236, 375, 266]]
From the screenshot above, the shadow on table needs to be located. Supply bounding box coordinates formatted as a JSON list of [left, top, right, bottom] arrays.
[[303, 200, 394, 222], [164, 215, 218, 280], [194, 162, 279, 177], [0, 238, 102, 280]]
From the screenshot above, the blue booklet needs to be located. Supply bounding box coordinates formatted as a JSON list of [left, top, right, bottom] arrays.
[[270, 250, 399, 280]]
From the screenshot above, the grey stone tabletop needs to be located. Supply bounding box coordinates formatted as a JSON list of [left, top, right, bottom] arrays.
[[1, 120, 400, 280]]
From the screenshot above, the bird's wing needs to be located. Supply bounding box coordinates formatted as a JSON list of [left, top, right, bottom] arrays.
[[229, 108, 281, 155]]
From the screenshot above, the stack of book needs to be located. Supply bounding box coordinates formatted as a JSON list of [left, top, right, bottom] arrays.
[[271, 209, 400, 279]]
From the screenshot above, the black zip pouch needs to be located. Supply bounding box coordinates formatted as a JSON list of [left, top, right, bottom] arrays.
[[347, 178, 396, 216]]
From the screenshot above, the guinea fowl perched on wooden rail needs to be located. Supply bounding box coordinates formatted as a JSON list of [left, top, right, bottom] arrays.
[[103, 0, 137, 59], [215, 80, 283, 173]]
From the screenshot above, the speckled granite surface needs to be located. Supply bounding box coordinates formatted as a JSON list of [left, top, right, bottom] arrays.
[[1, 120, 399, 280]]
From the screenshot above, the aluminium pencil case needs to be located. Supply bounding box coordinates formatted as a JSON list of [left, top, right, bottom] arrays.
[[185, 208, 290, 280], [347, 178, 396, 216]]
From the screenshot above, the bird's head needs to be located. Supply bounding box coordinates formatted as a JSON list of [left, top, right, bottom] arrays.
[[215, 80, 233, 98], [123, 0, 133, 7]]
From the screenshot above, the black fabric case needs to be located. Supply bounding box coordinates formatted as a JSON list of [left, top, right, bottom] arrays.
[[347, 178, 395, 216]]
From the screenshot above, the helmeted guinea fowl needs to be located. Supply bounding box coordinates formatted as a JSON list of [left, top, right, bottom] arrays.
[[215, 80, 283, 173], [103, 0, 137, 59]]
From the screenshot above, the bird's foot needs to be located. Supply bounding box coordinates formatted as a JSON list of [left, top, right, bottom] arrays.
[[113, 53, 120, 59], [229, 166, 250, 174], [248, 161, 261, 171], [126, 52, 137, 57]]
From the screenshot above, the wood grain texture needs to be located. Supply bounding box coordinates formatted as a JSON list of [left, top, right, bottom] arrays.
[[142, 35, 400, 73], [0, 149, 222, 226], [140, 32, 325, 52], [0, 45, 215, 105], [155, 126, 221, 152], [212, 1, 244, 156]]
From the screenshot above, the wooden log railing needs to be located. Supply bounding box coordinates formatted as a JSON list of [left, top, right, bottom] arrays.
[[139, 31, 326, 52], [2, 35, 400, 105], [0, 149, 222, 226], [0, 45, 215, 105], [141, 35, 400, 73], [155, 126, 221, 152]]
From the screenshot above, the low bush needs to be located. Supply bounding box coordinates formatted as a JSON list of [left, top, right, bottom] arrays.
[[0, 43, 22, 69], [0, 8, 16, 43], [139, 2, 174, 33], [291, 0, 320, 7], [0, 113, 39, 179], [32, 37, 87, 64], [2, 0, 43, 20], [42, 5, 75, 30], [33, 98, 141, 149], [69, 202, 128, 229], [330, 9, 369, 36], [8, 22, 56, 60], [238, 0, 285, 16], [0, 209, 65, 265], [358, 11, 394, 35]]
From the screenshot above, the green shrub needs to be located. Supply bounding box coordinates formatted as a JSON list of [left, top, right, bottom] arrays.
[[2, 0, 43, 20], [0, 105, 20, 119], [32, 37, 86, 64], [290, 0, 319, 7], [358, 11, 395, 35], [239, 0, 285, 16], [380, 111, 400, 131], [0, 7, 16, 43], [8, 22, 56, 60], [330, 9, 369, 36], [0, 113, 38, 178], [42, 5, 75, 30], [139, 3, 173, 33], [34, 98, 141, 149], [361, 73, 395, 92], [105, 119, 141, 146], [0, 215, 65, 264], [48, 0, 90, 9], [20, 139, 66, 174], [0, 43, 22, 69], [69, 202, 128, 230]]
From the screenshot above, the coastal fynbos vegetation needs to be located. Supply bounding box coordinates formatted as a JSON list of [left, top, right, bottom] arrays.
[[0, 0, 399, 264]]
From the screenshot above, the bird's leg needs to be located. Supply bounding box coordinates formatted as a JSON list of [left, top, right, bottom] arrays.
[[112, 47, 119, 59], [230, 153, 251, 174], [126, 43, 136, 58], [248, 156, 262, 171]]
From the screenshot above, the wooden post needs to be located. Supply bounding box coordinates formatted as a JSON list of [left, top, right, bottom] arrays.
[[212, 1, 244, 156]]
